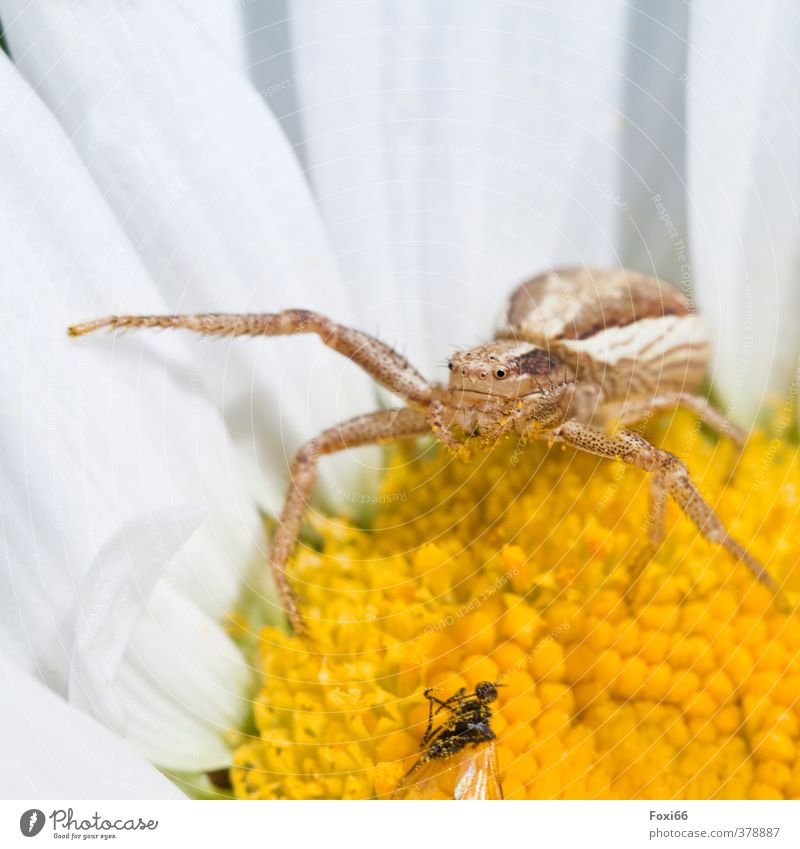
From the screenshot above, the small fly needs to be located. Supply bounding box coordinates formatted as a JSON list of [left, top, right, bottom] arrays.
[[392, 681, 504, 800]]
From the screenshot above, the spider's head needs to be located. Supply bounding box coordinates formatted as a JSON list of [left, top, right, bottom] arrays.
[[447, 340, 571, 400]]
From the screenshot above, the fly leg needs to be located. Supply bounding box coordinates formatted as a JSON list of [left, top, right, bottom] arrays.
[[424, 688, 468, 718], [421, 690, 446, 747], [396, 687, 453, 797]]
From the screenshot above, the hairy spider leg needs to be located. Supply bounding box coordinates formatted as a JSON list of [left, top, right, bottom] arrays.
[[542, 420, 778, 594], [273, 407, 429, 637], [69, 310, 434, 405]]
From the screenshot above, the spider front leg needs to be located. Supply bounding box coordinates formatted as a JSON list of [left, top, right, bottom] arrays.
[[69, 309, 443, 634], [542, 419, 778, 593], [273, 407, 429, 637], [427, 400, 467, 454], [69, 309, 434, 406]]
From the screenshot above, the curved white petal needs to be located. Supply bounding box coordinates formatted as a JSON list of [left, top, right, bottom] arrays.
[[0, 54, 263, 697], [687, 1, 800, 426], [0, 660, 184, 799], [116, 583, 254, 771], [70, 501, 253, 772], [1, 0, 379, 515], [69, 505, 205, 731]]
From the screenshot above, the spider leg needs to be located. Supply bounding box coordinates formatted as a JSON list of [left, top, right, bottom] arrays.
[[611, 392, 745, 444], [68, 309, 433, 406], [601, 391, 745, 478], [427, 399, 466, 454], [626, 471, 668, 597], [271, 407, 430, 637], [538, 419, 778, 594]]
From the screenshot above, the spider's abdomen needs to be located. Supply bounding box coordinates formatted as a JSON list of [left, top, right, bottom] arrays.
[[499, 267, 709, 400]]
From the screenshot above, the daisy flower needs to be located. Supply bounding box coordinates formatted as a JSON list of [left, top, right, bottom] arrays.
[[1, 2, 798, 800]]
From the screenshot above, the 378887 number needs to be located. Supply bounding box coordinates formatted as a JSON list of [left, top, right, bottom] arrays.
[[736, 828, 780, 838]]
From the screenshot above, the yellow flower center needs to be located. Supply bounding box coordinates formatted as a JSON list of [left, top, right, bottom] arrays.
[[230, 412, 800, 800]]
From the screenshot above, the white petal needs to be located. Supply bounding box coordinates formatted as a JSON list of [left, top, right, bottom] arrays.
[[1, 0, 379, 515], [0, 54, 264, 693], [0, 660, 184, 799], [184, 0, 248, 73], [286, 1, 688, 373], [70, 505, 253, 771], [116, 583, 254, 771], [687, 1, 800, 426], [69, 505, 205, 731], [611, 3, 692, 278]]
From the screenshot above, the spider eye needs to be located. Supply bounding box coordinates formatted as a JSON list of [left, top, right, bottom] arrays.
[[495, 368, 506, 379]]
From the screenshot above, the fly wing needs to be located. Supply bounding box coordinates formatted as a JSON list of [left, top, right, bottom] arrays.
[[393, 743, 504, 800], [451, 742, 504, 800], [499, 267, 708, 398]]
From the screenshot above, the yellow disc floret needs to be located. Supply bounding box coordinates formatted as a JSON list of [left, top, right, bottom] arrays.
[[231, 412, 800, 800]]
